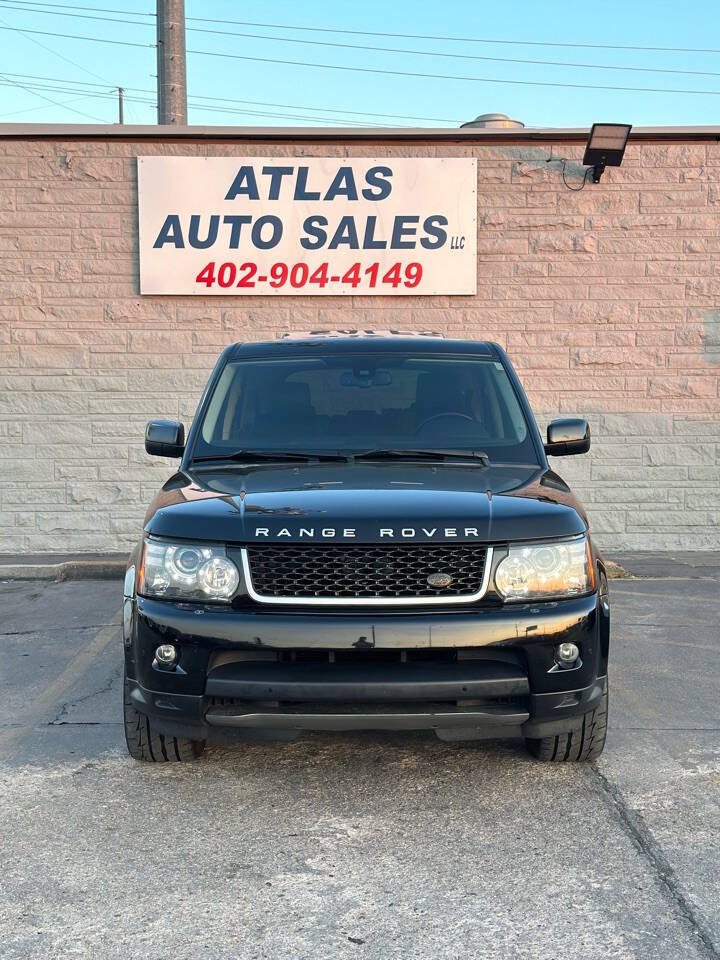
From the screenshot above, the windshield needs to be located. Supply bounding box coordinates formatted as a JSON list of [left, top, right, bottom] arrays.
[[192, 354, 539, 464]]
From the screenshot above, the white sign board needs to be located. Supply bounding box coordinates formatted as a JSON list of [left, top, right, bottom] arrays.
[[137, 157, 476, 296]]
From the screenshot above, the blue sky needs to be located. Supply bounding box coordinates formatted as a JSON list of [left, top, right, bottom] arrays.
[[0, 0, 719, 128]]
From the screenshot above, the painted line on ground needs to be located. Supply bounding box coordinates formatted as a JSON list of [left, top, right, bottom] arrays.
[[0, 613, 122, 753]]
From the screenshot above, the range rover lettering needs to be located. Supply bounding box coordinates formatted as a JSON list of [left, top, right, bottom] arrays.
[[123, 334, 609, 763]]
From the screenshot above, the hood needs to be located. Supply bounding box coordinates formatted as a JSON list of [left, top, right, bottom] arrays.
[[144, 463, 587, 544]]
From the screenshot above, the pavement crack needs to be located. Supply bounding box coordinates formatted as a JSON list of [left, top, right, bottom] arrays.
[[49, 664, 122, 725], [590, 766, 719, 960], [0, 623, 120, 638], [50, 721, 122, 726], [616, 726, 720, 732]]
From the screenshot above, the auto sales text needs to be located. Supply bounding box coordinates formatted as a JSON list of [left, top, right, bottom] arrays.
[[152, 164, 450, 252]]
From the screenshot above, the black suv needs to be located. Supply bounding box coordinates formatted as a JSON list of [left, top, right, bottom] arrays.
[[123, 335, 609, 763]]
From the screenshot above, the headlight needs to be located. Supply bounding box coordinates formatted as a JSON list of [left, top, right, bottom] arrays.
[[140, 539, 239, 601], [494, 537, 594, 601]]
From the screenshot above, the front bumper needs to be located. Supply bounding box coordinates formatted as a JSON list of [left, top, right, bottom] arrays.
[[124, 591, 609, 742]]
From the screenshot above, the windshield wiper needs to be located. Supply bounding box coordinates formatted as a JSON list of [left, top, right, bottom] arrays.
[[191, 449, 352, 464], [353, 448, 490, 464], [190, 448, 490, 466]]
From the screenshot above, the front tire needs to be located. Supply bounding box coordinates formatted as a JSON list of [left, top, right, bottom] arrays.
[[123, 676, 206, 762], [525, 685, 608, 762]]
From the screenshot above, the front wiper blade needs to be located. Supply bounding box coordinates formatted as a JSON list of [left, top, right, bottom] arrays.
[[354, 448, 490, 463], [191, 449, 351, 464]]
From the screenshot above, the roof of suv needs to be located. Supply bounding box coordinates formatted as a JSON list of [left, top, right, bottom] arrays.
[[228, 337, 499, 359]]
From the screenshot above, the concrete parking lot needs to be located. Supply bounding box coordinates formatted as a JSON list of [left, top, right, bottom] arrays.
[[0, 568, 718, 960]]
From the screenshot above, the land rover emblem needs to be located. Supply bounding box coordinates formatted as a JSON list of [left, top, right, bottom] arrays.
[[427, 572, 453, 589]]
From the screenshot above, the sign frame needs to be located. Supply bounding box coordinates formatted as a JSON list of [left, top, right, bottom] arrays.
[[137, 156, 477, 296]]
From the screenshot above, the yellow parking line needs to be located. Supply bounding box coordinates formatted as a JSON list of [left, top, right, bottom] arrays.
[[0, 613, 122, 752]]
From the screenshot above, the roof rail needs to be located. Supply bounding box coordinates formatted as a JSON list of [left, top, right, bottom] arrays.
[[277, 329, 445, 339]]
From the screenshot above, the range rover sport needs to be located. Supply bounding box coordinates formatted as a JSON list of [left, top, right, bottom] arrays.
[[123, 334, 609, 762]]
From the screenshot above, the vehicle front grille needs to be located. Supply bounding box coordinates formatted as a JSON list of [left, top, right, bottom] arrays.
[[243, 543, 489, 603]]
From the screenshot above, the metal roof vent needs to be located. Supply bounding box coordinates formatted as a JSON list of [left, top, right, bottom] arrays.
[[460, 112, 524, 129]]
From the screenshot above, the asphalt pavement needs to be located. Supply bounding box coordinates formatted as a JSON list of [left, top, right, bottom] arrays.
[[0, 569, 718, 960]]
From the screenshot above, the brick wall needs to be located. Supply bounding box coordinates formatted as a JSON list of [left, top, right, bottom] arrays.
[[1, 134, 719, 554]]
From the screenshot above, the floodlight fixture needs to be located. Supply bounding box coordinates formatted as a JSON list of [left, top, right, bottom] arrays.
[[582, 123, 632, 183]]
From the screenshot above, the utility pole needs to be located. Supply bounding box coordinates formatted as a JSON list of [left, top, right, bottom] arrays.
[[156, 0, 187, 125], [117, 86, 124, 124]]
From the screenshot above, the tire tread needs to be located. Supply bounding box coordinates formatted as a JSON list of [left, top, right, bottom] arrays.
[[123, 677, 205, 762], [526, 686, 608, 763]]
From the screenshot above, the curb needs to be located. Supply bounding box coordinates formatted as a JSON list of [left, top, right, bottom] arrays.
[[0, 559, 127, 582]]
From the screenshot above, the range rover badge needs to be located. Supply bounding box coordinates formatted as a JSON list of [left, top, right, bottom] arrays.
[[427, 572, 453, 589]]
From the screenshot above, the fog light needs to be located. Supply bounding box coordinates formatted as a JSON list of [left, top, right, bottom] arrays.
[[555, 642, 579, 667], [155, 643, 178, 666]]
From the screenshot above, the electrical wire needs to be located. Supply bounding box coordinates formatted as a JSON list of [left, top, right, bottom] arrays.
[[0, 70, 463, 122], [0, 0, 151, 12], [0, 2, 151, 27], [0, 23, 153, 47], [3, 0, 720, 55], [185, 28, 720, 80], [0, 78, 415, 126], [184, 48, 720, 97], [186, 95, 441, 123], [546, 159, 591, 192], [0, 81, 405, 125], [0, 11, 112, 84], [0, 70, 115, 88], [182, 18, 720, 57], [0, 24, 718, 97], [0, 70, 107, 120], [2, 1, 720, 79], [0, 91, 103, 118], [184, 104, 408, 127]]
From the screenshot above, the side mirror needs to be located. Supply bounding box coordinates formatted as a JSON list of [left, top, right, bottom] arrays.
[[145, 419, 185, 458], [544, 418, 590, 457]]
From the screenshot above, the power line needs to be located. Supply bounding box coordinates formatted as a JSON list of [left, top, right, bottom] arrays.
[[185, 48, 720, 97], [182, 17, 720, 57], [0, 91, 102, 119], [184, 28, 720, 80], [0, 70, 463, 122], [186, 95, 456, 124], [0, 78, 126, 97], [3, 1, 720, 79], [0, 78, 118, 98], [0, 70, 107, 120], [0, 70, 113, 88], [4, 0, 720, 55], [0, 1, 152, 25], [0, 10, 112, 84], [2, 25, 719, 99], [0, 0, 152, 13], [0, 78, 415, 126], [0, 0, 154, 27], [185, 103, 408, 127], [0, 23, 153, 47]]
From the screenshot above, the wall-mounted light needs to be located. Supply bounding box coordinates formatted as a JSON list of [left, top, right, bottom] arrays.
[[582, 123, 632, 183]]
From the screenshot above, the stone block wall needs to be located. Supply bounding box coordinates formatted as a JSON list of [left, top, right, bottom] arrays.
[[0, 133, 719, 553]]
